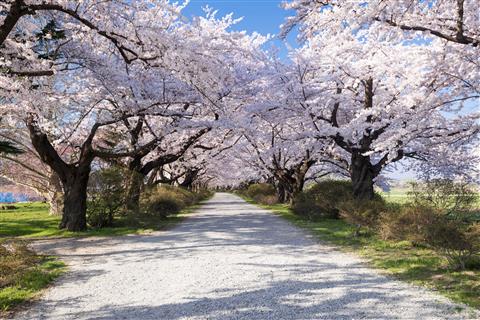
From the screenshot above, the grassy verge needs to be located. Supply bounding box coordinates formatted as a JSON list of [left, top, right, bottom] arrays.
[[243, 198, 480, 310], [0, 241, 65, 317], [0, 201, 203, 239]]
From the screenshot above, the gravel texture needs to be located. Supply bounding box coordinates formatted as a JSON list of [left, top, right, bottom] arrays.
[[14, 193, 479, 320]]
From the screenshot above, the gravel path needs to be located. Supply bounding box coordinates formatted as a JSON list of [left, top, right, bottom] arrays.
[[15, 193, 479, 320]]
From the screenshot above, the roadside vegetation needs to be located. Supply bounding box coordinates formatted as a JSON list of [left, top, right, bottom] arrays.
[[1, 171, 212, 239], [237, 179, 480, 309], [0, 240, 65, 317], [0, 200, 200, 239], [0, 167, 212, 315]]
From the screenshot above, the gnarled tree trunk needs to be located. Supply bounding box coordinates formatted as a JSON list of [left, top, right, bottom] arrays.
[[273, 158, 315, 204], [27, 115, 95, 231], [350, 152, 376, 200], [121, 126, 210, 212], [60, 166, 90, 230], [179, 168, 200, 190]]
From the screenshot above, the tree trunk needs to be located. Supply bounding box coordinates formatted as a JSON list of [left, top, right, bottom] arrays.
[[276, 183, 286, 203], [285, 187, 294, 205], [125, 170, 144, 212], [289, 185, 302, 205], [179, 169, 199, 190], [47, 190, 63, 215], [289, 164, 310, 205], [274, 172, 295, 204], [272, 157, 314, 204], [47, 172, 63, 215], [59, 167, 90, 231], [350, 152, 375, 200], [274, 177, 296, 204], [277, 170, 307, 204], [27, 115, 94, 232], [0, 0, 24, 46]]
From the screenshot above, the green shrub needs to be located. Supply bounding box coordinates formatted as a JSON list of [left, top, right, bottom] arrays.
[[378, 205, 431, 241], [163, 185, 194, 206], [408, 179, 478, 219], [141, 187, 186, 217], [139, 186, 210, 217], [85, 205, 109, 229], [256, 195, 278, 205], [244, 183, 278, 204], [379, 205, 480, 270], [87, 167, 126, 228], [424, 221, 480, 270], [338, 198, 387, 236], [292, 180, 354, 219], [144, 195, 182, 217], [464, 254, 480, 270], [245, 183, 276, 197], [195, 189, 213, 202]]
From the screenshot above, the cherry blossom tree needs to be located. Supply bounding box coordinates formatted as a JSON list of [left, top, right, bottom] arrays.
[[280, 0, 480, 199], [0, 0, 185, 76]]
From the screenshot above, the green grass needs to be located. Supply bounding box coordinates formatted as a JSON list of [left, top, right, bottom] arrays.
[[380, 186, 480, 207], [0, 203, 61, 238], [0, 202, 200, 239], [381, 188, 410, 204], [380, 187, 480, 221], [245, 199, 480, 310], [0, 252, 65, 316]]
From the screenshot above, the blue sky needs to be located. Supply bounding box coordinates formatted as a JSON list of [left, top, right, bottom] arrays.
[[182, 0, 290, 35]]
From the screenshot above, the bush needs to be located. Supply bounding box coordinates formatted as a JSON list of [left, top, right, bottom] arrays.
[[143, 194, 182, 217], [378, 205, 434, 242], [424, 220, 480, 270], [140, 186, 210, 218], [195, 189, 213, 202], [379, 205, 480, 270], [256, 195, 278, 205], [338, 198, 387, 236], [141, 187, 186, 217], [87, 167, 126, 228], [292, 180, 354, 219], [164, 185, 194, 206], [408, 179, 478, 219], [245, 183, 276, 198], [464, 254, 480, 270], [244, 183, 278, 204]]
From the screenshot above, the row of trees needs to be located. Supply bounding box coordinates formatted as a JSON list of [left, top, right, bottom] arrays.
[[0, 1, 263, 230], [1, 1, 479, 230], [213, 0, 480, 201]]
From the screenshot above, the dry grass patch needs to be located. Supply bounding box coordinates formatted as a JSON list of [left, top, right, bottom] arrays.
[[0, 240, 65, 316]]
